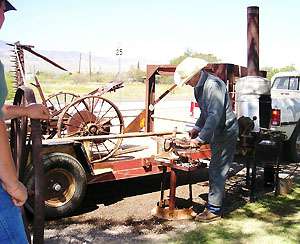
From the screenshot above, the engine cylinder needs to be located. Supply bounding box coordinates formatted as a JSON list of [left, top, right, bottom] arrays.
[[235, 76, 271, 131]]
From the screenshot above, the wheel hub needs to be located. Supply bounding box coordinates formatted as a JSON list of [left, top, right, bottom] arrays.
[[45, 169, 76, 207], [52, 183, 62, 192], [66, 110, 97, 135], [87, 124, 98, 135]]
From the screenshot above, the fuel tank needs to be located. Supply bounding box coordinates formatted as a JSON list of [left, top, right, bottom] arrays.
[[235, 76, 272, 131]]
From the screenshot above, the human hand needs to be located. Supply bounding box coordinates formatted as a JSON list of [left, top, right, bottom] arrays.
[[2, 181, 28, 207], [190, 138, 203, 148], [188, 128, 199, 139], [25, 103, 50, 120]]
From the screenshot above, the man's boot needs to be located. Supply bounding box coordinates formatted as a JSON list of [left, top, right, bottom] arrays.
[[194, 208, 221, 222]]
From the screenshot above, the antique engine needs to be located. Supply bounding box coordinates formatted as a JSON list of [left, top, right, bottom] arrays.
[[235, 76, 272, 132]]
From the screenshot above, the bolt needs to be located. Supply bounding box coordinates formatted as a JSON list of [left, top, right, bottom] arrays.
[[53, 183, 62, 192]]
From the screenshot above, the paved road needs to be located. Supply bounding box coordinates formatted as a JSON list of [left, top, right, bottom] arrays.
[[115, 100, 195, 132]]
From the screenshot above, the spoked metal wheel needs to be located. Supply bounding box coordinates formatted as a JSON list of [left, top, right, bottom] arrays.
[[11, 86, 44, 244], [10, 98, 29, 177], [42, 92, 79, 139], [57, 95, 124, 162], [45, 92, 79, 116]]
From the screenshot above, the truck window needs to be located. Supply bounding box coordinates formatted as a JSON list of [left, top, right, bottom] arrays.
[[273, 77, 289, 89], [289, 77, 299, 90]]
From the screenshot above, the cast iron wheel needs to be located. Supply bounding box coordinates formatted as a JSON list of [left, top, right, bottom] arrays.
[[10, 97, 29, 179], [24, 152, 87, 219], [45, 92, 79, 116], [11, 86, 44, 243], [57, 95, 124, 162], [288, 122, 300, 162]]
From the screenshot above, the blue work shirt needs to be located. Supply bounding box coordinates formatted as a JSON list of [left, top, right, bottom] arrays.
[[0, 61, 8, 120], [194, 70, 238, 143]]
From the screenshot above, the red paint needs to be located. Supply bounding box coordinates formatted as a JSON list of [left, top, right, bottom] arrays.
[[88, 148, 211, 185]]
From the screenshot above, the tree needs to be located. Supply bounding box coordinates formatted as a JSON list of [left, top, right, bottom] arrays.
[[126, 65, 146, 83], [154, 50, 221, 84], [170, 49, 220, 65], [263, 65, 296, 80]]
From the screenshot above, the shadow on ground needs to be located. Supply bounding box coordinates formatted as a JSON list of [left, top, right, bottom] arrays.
[[42, 163, 299, 244], [72, 168, 210, 216]]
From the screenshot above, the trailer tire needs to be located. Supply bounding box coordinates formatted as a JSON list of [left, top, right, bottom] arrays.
[[24, 153, 87, 219], [288, 123, 300, 163]]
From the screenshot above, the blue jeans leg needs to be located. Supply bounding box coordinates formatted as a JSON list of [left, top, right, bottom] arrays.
[[0, 185, 28, 244], [208, 135, 237, 207]]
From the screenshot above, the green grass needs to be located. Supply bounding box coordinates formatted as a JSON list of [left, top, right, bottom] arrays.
[[5, 73, 15, 100], [169, 179, 300, 244], [6, 72, 194, 103], [29, 79, 193, 103]]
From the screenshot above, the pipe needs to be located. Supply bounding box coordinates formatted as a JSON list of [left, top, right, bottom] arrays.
[[43, 130, 183, 144], [247, 6, 259, 76]]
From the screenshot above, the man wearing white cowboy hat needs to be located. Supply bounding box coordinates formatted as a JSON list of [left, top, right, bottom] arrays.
[[174, 57, 238, 222]]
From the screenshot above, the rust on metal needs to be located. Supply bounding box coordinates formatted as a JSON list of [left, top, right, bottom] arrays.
[[44, 130, 183, 143], [151, 136, 209, 220], [124, 65, 178, 133], [151, 159, 198, 220], [11, 87, 44, 244], [33, 76, 47, 105], [9, 44, 126, 162], [7, 42, 70, 72], [139, 63, 257, 133], [169, 162, 177, 210], [8, 42, 26, 87], [8, 42, 71, 89], [247, 6, 260, 76]]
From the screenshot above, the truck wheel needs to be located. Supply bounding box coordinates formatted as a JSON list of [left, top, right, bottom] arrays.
[[289, 124, 300, 162], [24, 153, 87, 219]]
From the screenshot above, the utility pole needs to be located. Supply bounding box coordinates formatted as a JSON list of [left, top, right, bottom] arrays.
[[89, 51, 92, 81], [78, 53, 82, 73], [115, 46, 123, 80]]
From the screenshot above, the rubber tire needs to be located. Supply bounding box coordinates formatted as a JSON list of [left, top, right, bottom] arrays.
[[287, 123, 300, 163], [24, 152, 87, 219]]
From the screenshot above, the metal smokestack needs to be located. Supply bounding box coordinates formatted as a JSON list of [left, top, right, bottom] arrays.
[[247, 6, 259, 76]]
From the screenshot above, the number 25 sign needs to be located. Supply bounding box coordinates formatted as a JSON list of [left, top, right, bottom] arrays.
[[116, 48, 123, 56]]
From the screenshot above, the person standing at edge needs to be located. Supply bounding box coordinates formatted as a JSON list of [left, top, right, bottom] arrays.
[[174, 57, 238, 222], [0, 1, 49, 243]]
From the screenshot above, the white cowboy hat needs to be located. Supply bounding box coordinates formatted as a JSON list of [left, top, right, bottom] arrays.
[[174, 57, 208, 86]]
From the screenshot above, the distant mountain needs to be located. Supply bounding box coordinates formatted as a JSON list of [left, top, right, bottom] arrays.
[[0, 40, 160, 74]]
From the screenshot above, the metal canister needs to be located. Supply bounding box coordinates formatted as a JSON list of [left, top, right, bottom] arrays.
[[235, 76, 271, 131]]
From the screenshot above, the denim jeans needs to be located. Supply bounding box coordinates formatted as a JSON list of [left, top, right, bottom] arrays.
[[0, 184, 28, 244], [208, 134, 238, 207]]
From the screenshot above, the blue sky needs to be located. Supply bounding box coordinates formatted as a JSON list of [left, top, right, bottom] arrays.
[[1, 0, 300, 69]]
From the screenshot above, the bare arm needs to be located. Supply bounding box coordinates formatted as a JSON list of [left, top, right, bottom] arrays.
[[2, 104, 28, 119], [2, 103, 50, 120], [0, 120, 27, 206], [0, 101, 49, 206]]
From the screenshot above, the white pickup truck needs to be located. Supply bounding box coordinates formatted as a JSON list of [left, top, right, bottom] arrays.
[[188, 71, 300, 162], [270, 71, 300, 162]]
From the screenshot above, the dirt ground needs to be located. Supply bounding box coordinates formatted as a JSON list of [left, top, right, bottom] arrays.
[[42, 162, 299, 244]]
